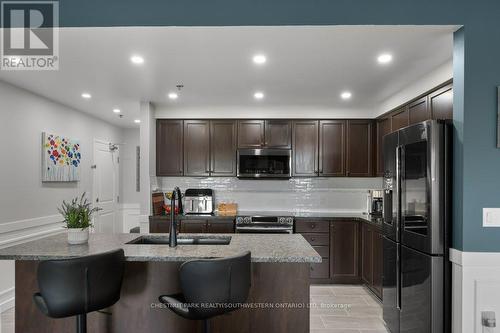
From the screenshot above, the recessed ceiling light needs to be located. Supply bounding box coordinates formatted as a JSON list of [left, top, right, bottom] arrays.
[[130, 55, 144, 65], [81, 92, 91, 99], [168, 92, 178, 100], [340, 91, 352, 100], [134, 119, 141, 124], [254, 91, 265, 100], [252, 54, 267, 65], [113, 108, 121, 113], [377, 53, 393, 64]]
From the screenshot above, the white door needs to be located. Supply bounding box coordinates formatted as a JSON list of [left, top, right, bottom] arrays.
[[93, 140, 119, 233]]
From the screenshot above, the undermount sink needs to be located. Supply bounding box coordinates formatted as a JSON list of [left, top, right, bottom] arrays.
[[126, 235, 232, 245]]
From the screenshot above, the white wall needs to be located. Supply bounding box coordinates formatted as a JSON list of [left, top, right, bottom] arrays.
[[119, 128, 141, 233], [159, 177, 382, 213], [120, 128, 141, 204], [375, 59, 453, 116], [0, 80, 124, 223], [0, 79, 124, 312]]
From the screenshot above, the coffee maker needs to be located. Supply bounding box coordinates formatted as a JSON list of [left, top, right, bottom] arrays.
[[367, 190, 383, 217]]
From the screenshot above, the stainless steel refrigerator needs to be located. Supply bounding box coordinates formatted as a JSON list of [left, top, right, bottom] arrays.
[[382, 120, 451, 333]]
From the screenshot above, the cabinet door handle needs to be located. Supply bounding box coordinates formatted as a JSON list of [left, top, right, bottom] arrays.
[[311, 237, 315, 241], [311, 223, 316, 229]]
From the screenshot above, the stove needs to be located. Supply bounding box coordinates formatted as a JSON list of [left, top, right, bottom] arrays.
[[235, 214, 294, 234]]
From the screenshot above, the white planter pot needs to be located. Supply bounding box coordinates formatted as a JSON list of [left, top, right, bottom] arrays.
[[67, 228, 89, 245]]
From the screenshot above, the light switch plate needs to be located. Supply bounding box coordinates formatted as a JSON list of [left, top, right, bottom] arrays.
[[483, 208, 500, 227]]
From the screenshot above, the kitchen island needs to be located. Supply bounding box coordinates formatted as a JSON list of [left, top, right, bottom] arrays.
[[0, 233, 320, 333]]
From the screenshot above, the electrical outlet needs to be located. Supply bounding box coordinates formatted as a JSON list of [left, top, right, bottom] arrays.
[[483, 208, 500, 227]]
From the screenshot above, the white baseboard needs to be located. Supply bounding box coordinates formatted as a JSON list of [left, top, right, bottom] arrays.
[[450, 248, 500, 333]]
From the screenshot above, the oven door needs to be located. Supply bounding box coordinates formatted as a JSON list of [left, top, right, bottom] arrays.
[[237, 149, 291, 178], [236, 225, 293, 234]]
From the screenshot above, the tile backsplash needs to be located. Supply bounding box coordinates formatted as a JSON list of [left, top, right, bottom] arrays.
[[155, 177, 382, 214]]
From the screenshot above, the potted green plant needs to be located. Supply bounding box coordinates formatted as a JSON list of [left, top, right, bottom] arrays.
[[58, 193, 100, 245]]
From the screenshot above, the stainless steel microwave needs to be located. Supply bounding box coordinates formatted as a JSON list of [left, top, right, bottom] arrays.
[[237, 149, 291, 179]]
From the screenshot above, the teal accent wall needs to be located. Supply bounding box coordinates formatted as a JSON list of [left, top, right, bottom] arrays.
[[57, 0, 500, 251]]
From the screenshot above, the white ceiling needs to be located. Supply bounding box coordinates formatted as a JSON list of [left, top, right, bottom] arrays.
[[0, 26, 455, 128]]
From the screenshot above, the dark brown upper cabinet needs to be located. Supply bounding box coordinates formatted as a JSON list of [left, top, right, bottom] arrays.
[[292, 120, 319, 177], [265, 120, 292, 148], [156, 119, 184, 176], [238, 120, 291, 149], [346, 120, 373, 177], [376, 118, 391, 176], [408, 96, 430, 125], [430, 84, 453, 120], [183, 120, 210, 177], [210, 120, 237, 176], [319, 120, 346, 176], [391, 107, 409, 132], [237, 120, 265, 148]]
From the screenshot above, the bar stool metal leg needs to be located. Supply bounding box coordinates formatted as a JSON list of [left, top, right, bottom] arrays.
[[76, 313, 87, 333], [202, 319, 210, 333]]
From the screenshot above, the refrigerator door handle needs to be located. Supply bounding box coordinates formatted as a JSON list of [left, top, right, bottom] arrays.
[[396, 245, 401, 310], [395, 145, 402, 237]]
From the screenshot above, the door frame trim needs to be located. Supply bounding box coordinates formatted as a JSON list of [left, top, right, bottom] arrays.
[[92, 138, 120, 233]]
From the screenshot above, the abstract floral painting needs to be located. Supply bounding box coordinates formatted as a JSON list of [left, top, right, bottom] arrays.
[[42, 132, 81, 182]]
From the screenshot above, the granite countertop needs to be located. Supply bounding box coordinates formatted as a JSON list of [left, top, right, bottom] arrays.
[[150, 212, 382, 226], [0, 233, 321, 264], [291, 212, 383, 227]]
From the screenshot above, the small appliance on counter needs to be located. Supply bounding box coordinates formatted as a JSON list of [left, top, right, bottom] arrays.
[[151, 192, 165, 216], [183, 188, 214, 215], [217, 202, 238, 216], [367, 189, 384, 217]]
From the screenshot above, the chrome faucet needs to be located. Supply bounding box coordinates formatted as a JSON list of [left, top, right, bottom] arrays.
[[169, 187, 183, 247]]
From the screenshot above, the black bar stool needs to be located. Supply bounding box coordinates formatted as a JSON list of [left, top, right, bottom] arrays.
[[33, 249, 125, 333], [159, 251, 251, 333]]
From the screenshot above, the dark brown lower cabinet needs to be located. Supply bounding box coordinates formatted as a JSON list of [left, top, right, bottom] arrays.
[[296, 219, 359, 283], [149, 218, 171, 233], [372, 229, 383, 298], [180, 219, 235, 233], [361, 223, 373, 285], [150, 217, 235, 234], [295, 219, 330, 280], [207, 220, 235, 233], [296, 218, 382, 299], [361, 222, 383, 299], [330, 220, 360, 283], [180, 219, 207, 233]]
